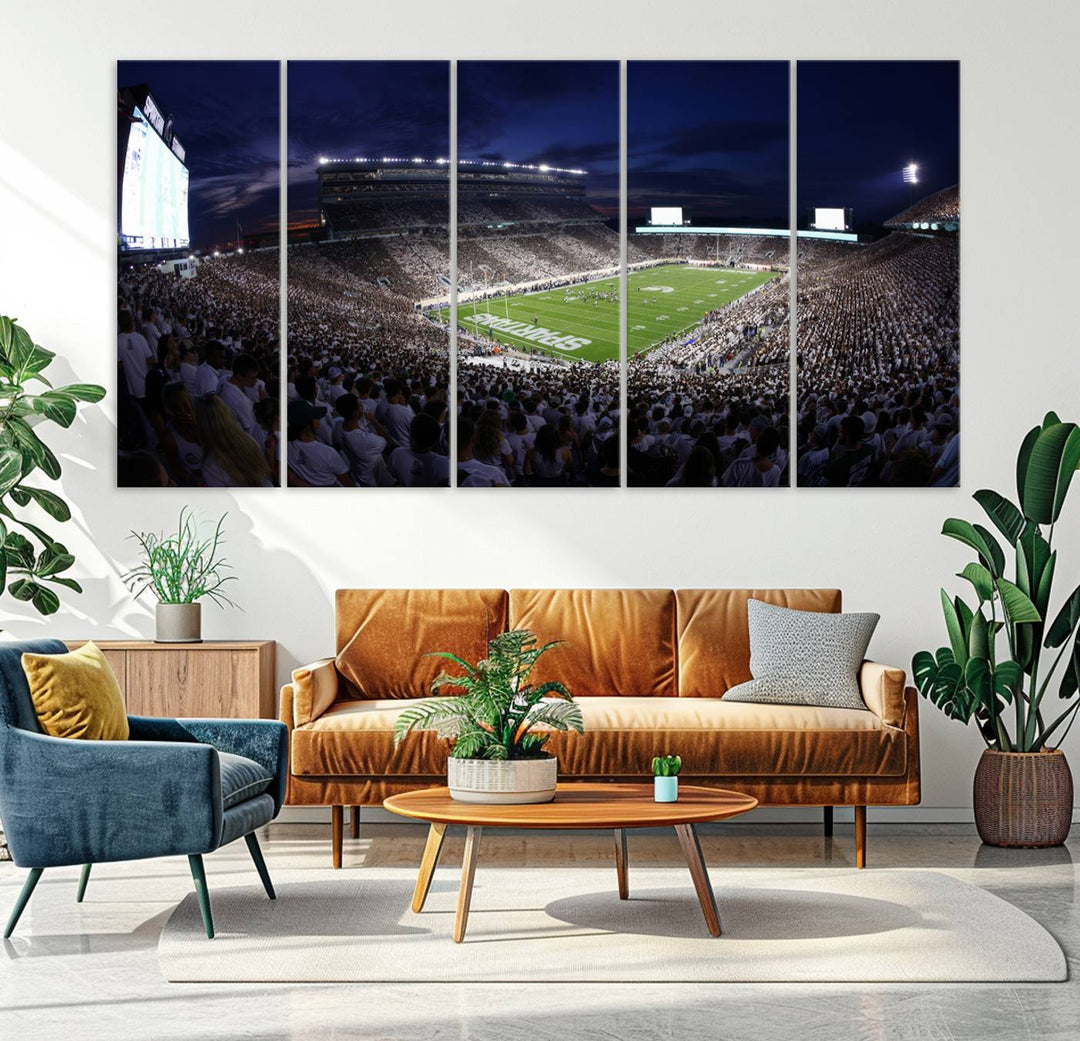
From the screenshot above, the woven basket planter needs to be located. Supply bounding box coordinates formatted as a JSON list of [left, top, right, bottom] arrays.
[[973, 748, 1073, 848], [447, 756, 557, 804]]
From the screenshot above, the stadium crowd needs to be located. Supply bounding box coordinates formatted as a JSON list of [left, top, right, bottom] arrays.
[[794, 232, 960, 487], [456, 347, 620, 487], [285, 245, 450, 487], [117, 255, 280, 487]]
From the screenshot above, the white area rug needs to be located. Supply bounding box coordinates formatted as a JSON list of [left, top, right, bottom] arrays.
[[158, 867, 1066, 983]]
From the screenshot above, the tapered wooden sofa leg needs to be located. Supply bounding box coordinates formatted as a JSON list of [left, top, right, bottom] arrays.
[[188, 855, 214, 939], [245, 832, 276, 900], [823, 806, 834, 838], [332, 805, 344, 869], [855, 806, 867, 869], [350, 806, 361, 839], [4, 868, 43, 939], [76, 863, 92, 903]]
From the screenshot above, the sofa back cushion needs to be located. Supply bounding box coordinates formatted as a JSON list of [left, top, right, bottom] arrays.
[[335, 589, 508, 699], [676, 589, 842, 697], [509, 589, 677, 697]]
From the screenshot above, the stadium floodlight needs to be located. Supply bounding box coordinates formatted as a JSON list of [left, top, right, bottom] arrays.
[[903, 162, 919, 185], [318, 156, 328, 165]]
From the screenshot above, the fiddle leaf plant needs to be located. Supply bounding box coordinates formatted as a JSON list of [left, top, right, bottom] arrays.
[[0, 316, 105, 616], [913, 411, 1080, 752], [393, 629, 584, 760]]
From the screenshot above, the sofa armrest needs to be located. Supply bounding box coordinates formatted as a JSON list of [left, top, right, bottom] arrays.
[[859, 661, 907, 729], [289, 657, 339, 727], [0, 727, 221, 868], [128, 716, 288, 814]]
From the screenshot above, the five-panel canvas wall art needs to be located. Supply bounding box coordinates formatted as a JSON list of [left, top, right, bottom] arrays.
[[116, 60, 959, 490]]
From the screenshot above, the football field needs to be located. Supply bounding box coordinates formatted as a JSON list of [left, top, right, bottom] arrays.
[[445, 264, 780, 363]]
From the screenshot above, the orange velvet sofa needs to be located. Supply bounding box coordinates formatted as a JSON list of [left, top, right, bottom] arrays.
[[280, 588, 920, 867]]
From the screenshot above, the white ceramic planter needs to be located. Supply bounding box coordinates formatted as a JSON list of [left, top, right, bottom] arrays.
[[155, 602, 202, 643], [447, 756, 557, 804]]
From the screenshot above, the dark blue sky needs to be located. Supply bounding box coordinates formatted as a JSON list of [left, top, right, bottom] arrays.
[[287, 61, 449, 225], [628, 61, 790, 228], [798, 61, 960, 228], [118, 60, 279, 250], [458, 61, 619, 216]]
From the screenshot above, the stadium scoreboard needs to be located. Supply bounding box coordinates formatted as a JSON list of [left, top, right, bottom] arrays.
[[811, 207, 852, 232], [119, 86, 190, 251], [649, 206, 686, 226]]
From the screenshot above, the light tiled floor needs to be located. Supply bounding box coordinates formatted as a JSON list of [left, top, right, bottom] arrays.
[[1, 822, 1078, 1040]]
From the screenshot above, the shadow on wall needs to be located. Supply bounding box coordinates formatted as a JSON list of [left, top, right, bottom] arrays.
[[2, 352, 328, 689]]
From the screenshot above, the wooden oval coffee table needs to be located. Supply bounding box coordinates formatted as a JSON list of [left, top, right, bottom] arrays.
[[384, 782, 758, 942]]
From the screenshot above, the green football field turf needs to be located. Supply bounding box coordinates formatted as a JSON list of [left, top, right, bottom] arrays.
[[444, 264, 780, 363]]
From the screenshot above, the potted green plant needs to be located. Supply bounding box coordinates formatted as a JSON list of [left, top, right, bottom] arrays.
[[652, 755, 682, 802], [124, 509, 237, 643], [393, 629, 584, 804], [913, 412, 1080, 847], [0, 315, 105, 618]]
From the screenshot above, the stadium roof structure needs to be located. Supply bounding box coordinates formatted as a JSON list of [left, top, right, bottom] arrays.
[[885, 185, 959, 230], [316, 156, 587, 176]]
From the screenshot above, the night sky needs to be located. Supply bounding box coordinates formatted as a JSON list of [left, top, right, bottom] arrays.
[[798, 61, 960, 228], [628, 62, 790, 228], [118, 60, 279, 251], [287, 61, 449, 226], [458, 61, 619, 216]]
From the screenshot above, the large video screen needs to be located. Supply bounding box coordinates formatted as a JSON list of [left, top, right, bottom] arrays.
[[120, 107, 190, 249], [650, 206, 684, 225], [813, 207, 847, 231]]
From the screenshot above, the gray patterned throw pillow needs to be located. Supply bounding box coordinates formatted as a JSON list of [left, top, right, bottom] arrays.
[[723, 599, 878, 710]]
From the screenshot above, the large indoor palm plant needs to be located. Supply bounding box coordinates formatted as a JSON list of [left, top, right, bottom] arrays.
[[913, 412, 1080, 846], [393, 629, 584, 803]]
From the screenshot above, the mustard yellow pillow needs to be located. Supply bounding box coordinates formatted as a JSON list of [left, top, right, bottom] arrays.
[[22, 641, 129, 741]]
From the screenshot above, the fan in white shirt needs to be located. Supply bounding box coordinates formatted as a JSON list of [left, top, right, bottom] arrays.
[[118, 311, 154, 400], [286, 399, 353, 487]]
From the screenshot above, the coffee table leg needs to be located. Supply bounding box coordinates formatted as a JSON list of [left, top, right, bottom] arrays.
[[614, 829, 629, 899], [453, 825, 482, 943], [411, 823, 448, 913], [674, 823, 721, 937]]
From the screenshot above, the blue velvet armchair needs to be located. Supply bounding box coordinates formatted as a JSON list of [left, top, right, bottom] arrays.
[[0, 639, 288, 939]]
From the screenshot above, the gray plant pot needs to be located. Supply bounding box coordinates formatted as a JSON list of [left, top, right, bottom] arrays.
[[155, 602, 202, 643]]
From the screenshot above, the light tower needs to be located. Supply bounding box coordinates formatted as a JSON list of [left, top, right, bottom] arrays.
[[902, 162, 919, 206]]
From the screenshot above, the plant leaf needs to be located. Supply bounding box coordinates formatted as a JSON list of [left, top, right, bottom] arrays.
[[942, 518, 1005, 576], [973, 489, 1030, 544], [1020, 420, 1080, 524], [940, 589, 968, 667], [957, 562, 994, 602], [996, 578, 1042, 625], [1046, 583, 1080, 648], [0, 448, 21, 496], [54, 383, 106, 403]]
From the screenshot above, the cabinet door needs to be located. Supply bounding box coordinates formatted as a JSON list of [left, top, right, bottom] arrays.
[[125, 650, 262, 718]]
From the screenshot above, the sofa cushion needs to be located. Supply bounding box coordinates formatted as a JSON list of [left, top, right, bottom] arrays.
[[722, 599, 878, 710], [290, 696, 905, 779], [508, 589, 677, 697], [677, 589, 842, 697], [219, 750, 274, 810], [335, 589, 508, 699]]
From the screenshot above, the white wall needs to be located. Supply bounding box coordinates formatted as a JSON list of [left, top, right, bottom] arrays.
[[2, 0, 1079, 821]]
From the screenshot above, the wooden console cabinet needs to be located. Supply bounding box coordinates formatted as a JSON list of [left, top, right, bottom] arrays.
[[64, 640, 276, 719]]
